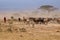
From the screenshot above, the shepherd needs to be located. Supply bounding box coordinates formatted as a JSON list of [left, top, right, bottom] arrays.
[[18, 18, 21, 21], [4, 17, 6, 23]]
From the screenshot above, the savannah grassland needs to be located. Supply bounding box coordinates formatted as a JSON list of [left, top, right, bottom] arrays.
[[0, 10, 60, 40]]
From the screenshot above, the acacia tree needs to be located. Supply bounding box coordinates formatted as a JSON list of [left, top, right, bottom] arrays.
[[39, 5, 58, 13]]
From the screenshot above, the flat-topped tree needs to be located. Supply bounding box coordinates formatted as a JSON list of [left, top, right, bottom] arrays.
[[39, 5, 58, 13]]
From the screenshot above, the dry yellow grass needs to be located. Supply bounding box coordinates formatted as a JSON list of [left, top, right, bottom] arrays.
[[0, 20, 60, 40], [0, 10, 60, 40]]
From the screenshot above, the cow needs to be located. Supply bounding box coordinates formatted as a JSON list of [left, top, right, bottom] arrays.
[[22, 17, 54, 25], [28, 17, 45, 24], [43, 18, 53, 24], [22, 17, 27, 23], [38, 18, 45, 24], [32, 17, 53, 24], [28, 17, 36, 24], [28, 17, 36, 21]]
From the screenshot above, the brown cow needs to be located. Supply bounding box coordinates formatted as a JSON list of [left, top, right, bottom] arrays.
[[28, 17, 45, 24]]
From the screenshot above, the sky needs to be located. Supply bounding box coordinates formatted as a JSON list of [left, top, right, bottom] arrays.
[[0, 0, 60, 10]]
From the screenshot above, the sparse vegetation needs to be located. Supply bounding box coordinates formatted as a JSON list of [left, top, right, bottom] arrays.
[[7, 28, 12, 32], [7, 20, 13, 32], [19, 28, 27, 32], [0, 17, 60, 40]]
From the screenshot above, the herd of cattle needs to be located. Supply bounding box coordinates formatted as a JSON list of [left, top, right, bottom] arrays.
[[3, 17, 60, 24]]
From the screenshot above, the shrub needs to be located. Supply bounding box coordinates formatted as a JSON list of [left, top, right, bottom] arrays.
[[19, 28, 27, 32], [7, 28, 12, 32], [11, 16, 14, 19]]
